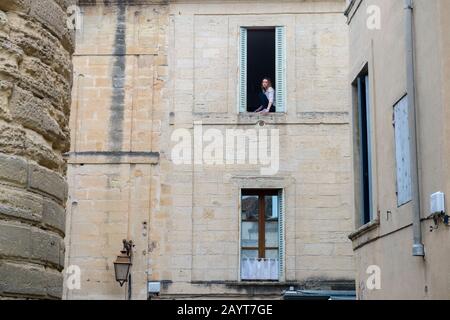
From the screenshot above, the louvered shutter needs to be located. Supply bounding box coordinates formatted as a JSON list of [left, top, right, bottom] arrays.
[[239, 27, 247, 113], [278, 189, 285, 280], [275, 26, 286, 113]]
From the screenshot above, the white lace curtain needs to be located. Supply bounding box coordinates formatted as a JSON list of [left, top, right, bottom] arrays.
[[241, 258, 279, 280]]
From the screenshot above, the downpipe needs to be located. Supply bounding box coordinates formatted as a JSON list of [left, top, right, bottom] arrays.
[[404, 0, 425, 257]]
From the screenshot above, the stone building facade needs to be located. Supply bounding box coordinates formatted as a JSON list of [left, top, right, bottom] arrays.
[[347, 0, 450, 299], [64, 0, 355, 300], [0, 0, 74, 299], [2, 0, 448, 301]]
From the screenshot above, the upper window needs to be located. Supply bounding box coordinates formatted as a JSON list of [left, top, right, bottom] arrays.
[[239, 27, 286, 113], [354, 71, 373, 225]]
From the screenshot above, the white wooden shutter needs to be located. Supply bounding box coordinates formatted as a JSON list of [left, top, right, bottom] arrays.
[[394, 95, 412, 206], [275, 26, 286, 113], [239, 27, 247, 113], [278, 189, 285, 280]]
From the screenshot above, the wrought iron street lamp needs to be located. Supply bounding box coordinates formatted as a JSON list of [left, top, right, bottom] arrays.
[[113, 240, 133, 287]]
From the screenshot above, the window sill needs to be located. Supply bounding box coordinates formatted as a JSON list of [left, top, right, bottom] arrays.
[[348, 219, 380, 242], [239, 112, 286, 115], [239, 112, 286, 116], [238, 112, 287, 124], [344, 0, 363, 24], [191, 280, 294, 287]]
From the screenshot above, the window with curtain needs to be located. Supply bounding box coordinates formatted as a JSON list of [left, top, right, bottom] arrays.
[[240, 189, 283, 281]]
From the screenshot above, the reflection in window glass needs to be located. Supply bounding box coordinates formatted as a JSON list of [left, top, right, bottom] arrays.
[[241, 249, 258, 259], [241, 196, 259, 221], [265, 195, 278, 220], [265, 249, 279, 260], [241, 221, 258, 247], [265, 222, 278, 247]]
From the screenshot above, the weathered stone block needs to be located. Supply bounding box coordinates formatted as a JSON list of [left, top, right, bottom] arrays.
[[42, 199, 66, 234], [45, 269, 64, 299], [29, 0, 75, 52], [0, 262, 63, 298], [0, 221, 64, 268], [0, 222, 32, 259], [8, 87, 67, 144], [0, 186, 43, 222], [31, 229, 62, 268], [28, 163, 67, 202], [19, 57, 71, 111], [0, 153, 27, 186], [0, 262, 44, 297], [0, 123, 63, 171], [0, 80, 13, 121]]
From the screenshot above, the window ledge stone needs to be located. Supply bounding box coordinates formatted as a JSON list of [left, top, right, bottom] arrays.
[[348, 219, 380, 242]]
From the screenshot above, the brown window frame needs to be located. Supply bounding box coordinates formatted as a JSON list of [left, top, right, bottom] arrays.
[[241, 189, 279, 259]]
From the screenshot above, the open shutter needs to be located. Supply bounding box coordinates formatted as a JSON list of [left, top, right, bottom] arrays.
[[239, 27, 247, 113], [278, 189, 285, 280], [275, 26, 286, 113]]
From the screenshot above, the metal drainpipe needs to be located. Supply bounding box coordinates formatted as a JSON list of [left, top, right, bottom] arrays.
[[404, 0, 425, 257]]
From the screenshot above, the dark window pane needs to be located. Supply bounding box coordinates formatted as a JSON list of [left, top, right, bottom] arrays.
[[246, 29, 276, 112]]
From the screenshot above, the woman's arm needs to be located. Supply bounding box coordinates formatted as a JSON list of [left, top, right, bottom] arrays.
[[263, 89, 274, 112]]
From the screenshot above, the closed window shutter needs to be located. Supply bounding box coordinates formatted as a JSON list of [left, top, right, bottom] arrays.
[[278, 189, 285, 280], [239, 27, 247, 113], [394, 95, 412, 206], [275, 26, 286, 113]]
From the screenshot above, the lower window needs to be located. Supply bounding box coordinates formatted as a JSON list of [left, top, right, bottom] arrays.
[[240, 189, 282, 281]]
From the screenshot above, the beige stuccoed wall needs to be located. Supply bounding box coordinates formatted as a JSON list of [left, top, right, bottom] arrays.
[[65, 0, 355, 300], [347, 0, 450, 299]]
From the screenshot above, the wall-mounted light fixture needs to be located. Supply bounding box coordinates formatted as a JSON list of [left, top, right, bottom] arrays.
[[429, 192, 448, 231], [113, 240, 133, 287]]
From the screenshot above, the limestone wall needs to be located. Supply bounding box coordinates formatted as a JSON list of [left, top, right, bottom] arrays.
[[65, 0, 354, 300], [0, 0, 74, 299], [66, 1, 168, 300]]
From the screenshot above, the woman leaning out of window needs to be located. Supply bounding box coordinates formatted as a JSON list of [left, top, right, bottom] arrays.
[[255, 77, 276, 114]]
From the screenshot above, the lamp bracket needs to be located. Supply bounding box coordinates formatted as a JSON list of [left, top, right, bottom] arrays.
[[122, 239, 134, 256]]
